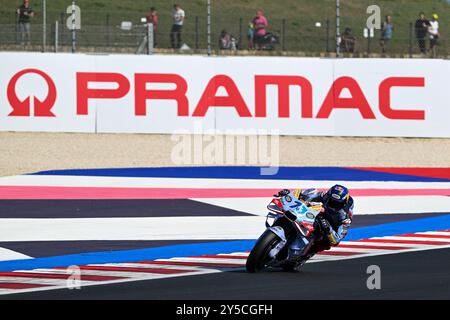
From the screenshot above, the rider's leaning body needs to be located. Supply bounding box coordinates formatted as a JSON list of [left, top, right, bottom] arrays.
[[275, 184, 354, 259]]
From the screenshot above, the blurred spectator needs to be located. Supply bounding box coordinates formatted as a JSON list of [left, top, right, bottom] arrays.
[[252, 10, 268, 49], [146, 7, 158, 47], [170, 4, 185, 49], [415, 12, 430, 54], [146, 7, 158, 31], [341, 27, 356, 53], [428, 13, 440, 55], [219, 30, 231, 49], [247, 22, 254, 50], [219, 30, 236, 50], [16, 0, 34, 46], [379, 15, 394, 53]]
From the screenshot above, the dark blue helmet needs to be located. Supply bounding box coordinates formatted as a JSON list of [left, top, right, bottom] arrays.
[[323, 184, 350, 211]]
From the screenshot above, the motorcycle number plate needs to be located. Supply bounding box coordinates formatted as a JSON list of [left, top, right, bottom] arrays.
[[282, 193, 317, 224]]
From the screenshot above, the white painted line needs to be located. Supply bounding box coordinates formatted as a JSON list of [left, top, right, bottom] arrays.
[[0, 277, 92, 287], [1, 175, 448, 189], [167, 257, 246, 265], [88, 262, 206, 271], [353, 196, 450, 215], [0, 248, 32, 261], [341, 241, 424, 248], [327, 247, 388, 253], [0, 216, 266, 241], [191, 196, 450, 216], [310, 255, 343, 261], [23, 268, 153, 279], [413, 231, 450, 236], [225, 252, 250, 257], [371, 236, 450, 242]]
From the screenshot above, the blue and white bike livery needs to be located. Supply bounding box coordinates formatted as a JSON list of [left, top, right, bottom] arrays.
[[246, 191, 324, 272]]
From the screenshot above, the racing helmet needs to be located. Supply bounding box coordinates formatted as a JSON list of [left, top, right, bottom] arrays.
[[323, 184, 349, 211]]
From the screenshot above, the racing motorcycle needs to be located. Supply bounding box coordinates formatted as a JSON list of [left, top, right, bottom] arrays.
[[246, 191, 325, 273]]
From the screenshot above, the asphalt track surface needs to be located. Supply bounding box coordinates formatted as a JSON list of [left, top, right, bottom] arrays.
[[4, 247, 449, 300], [1, 167, 449, 299]]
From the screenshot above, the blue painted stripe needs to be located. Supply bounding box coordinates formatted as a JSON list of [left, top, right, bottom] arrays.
[[0, 240, 255, 272], [344, 214, 450, 241], [0, 214, 449, 272], [30, 166, 450, 182]]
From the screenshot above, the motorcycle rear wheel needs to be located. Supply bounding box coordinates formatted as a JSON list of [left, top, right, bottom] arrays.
[[246, 230, 281, 273]]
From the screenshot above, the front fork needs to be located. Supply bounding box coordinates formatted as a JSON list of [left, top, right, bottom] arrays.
[[267, 226, 287, 259], [265, 213, 288, 259]]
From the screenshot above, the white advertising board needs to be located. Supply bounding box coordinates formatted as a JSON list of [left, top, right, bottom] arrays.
[[0, 52, 448, 137]]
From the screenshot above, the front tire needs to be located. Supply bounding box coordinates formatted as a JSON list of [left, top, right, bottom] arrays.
[[246, 230, 281, 273]]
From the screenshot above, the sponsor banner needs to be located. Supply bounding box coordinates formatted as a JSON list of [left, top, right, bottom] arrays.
[[0, 52, 449, 137]]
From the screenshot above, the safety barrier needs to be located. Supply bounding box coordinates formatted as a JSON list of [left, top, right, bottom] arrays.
[[1, 52, 449, 137]]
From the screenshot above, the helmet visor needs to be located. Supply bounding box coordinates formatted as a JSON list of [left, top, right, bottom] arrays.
[[327, 197, 345, 211]]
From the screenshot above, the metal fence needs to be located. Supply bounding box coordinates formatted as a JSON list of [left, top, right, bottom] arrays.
[[1, 2, 448, 57]]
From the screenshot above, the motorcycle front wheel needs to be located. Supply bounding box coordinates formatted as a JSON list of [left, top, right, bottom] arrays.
[[246, 229, 282, 273]]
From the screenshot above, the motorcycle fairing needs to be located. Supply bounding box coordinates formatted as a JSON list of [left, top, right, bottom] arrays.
[[280, 192, 321, 237]]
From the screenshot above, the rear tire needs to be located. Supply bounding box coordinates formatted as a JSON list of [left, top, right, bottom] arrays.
[[246, 230, 281, 273]]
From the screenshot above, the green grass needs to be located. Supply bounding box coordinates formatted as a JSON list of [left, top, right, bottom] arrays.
[[1, 0, 448, 54]]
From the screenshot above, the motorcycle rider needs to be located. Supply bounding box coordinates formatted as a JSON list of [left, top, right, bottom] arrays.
[[274, 184, 353, 262]]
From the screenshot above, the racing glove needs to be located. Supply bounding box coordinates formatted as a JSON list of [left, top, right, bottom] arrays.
[[273, 189, 290, 197]]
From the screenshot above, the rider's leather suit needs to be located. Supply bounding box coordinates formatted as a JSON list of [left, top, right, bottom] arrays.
[[287, 188, 354, 260]]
